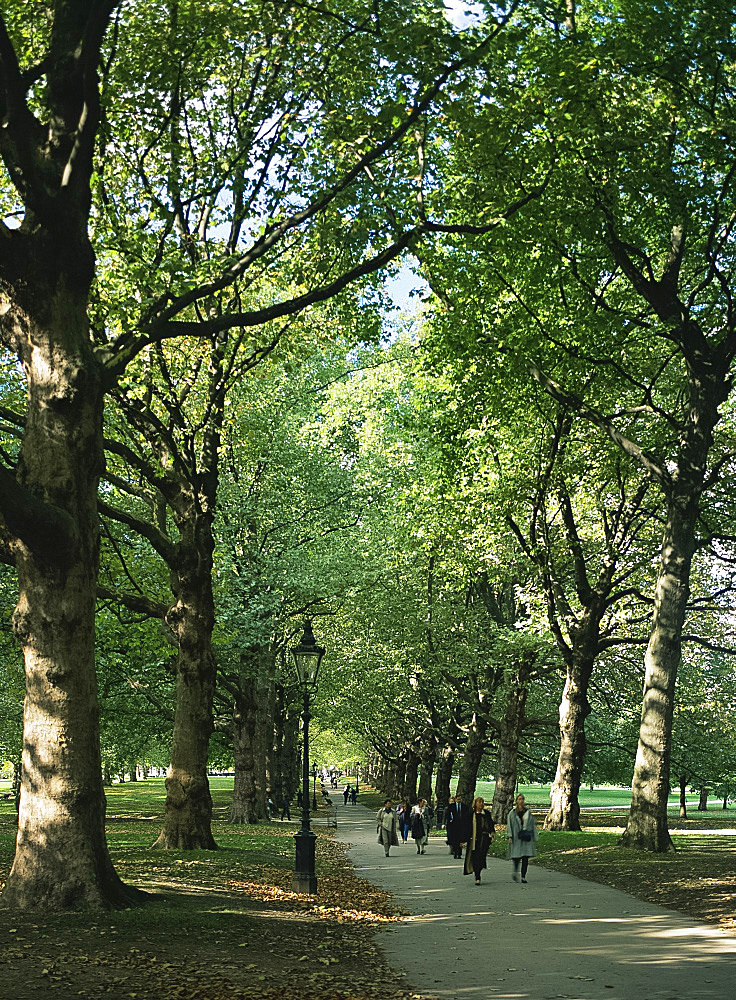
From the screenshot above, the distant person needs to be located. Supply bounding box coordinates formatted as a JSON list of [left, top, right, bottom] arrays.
[[297, 789, 303, 809], [376, 799, 399, 857], [399, 800, 411, 843], [464, 796, 495, 885], [343, 784, 350, 805], [350, 786, 357, 805], [266, 794, 275, 820], [410, 799, 430, 854], [507, 793, 538, 883], [446, 792, 469, 859], [280, 796, 291, 821]]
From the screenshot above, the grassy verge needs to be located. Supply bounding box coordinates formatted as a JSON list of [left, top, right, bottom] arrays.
[[0, 780, 428, 1000]]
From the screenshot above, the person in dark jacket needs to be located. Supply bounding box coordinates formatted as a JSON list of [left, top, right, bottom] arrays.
[[463, 796, 496, 884], [446, 792, 469, 859], [343, 784, 350, 805]]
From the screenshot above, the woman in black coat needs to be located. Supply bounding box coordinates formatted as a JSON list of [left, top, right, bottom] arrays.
[[463, 796, 496, 884]]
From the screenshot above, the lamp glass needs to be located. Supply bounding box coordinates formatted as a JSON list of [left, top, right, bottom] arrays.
[[291, 621, 325, 689]]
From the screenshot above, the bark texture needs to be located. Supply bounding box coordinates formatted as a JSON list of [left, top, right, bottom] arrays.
[[621, 373, 718, 851], [230, 681, 260, 824], [152, 503, 217, 849], [455, 711, 488, 802], [433, 745, 454, 814], [492, 659, 532, 825], [545, 653, 593, 831]]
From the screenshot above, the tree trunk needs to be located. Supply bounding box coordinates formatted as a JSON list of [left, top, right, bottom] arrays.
[[230, 683, 260, 824], [621, 377, 718, 852], [455, 711, 489, 802], [402, 749, 420, 802], [418, 746, 435, 802], [545, 653, 594, 831], [434, 745, 454, 815], [128, 763, 138, 782], [492, 662, 531, 826], [153, 510, 217, 850], [679, 775, 687, 819], [697, 786, 708, 811], [281, 708, 299, 801], [253, 681, 269, 819], [3, 304, 140, 910]]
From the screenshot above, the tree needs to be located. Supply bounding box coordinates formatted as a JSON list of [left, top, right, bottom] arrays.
[[0, 0, 525, 907]]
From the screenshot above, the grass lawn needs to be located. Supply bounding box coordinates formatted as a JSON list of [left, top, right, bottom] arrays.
[[0, 778, 424, 1000]]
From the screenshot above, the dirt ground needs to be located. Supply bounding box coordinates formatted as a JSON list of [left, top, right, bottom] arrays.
[[0, 834, 429, 1000]]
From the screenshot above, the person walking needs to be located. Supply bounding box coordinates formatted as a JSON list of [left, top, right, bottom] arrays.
[[399, 800, 411, 843], [350, 785, 358, 805], [343, 784, 350, 806], [410, 799, 430, 854], [507, 793, 538, 883], [463, 796, 495, 885], [279, 795, 291, 821], [446, 792, 469, 859], [376, 800, 400, 857]]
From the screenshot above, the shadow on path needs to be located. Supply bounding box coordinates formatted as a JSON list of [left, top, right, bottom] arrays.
[[326, 802, 736, 1000]]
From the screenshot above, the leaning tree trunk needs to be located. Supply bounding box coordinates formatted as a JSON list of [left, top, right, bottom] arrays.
[[621, 380, 718, 852], [153, 510, 217, 850], [545, 651, 594, 831], [492, 658, 532, 826], [455, 711, 489, 802], [230, 680, 260, 823], [3, 301, 139, 910]]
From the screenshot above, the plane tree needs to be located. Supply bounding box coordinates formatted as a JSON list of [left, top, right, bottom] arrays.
[[0, 0, 536, 908]]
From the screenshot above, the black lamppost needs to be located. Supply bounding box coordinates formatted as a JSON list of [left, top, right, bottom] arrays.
[[355, 761, 361, 795], [291, 620, 325, 895]]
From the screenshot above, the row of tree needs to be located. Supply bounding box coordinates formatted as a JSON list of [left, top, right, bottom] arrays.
[[0, 0, 735, 912]]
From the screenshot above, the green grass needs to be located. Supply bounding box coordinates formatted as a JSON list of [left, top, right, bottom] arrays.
[[0, 777, 418, 1000]]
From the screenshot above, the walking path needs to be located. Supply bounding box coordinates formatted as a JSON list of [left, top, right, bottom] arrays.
[[327, 802, 736, 1000]]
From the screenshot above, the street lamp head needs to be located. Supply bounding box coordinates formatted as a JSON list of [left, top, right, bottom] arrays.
[[291, 620, 325, 690]]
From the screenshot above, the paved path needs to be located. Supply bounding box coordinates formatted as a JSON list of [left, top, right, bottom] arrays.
[[327, 802, 736, 1000]]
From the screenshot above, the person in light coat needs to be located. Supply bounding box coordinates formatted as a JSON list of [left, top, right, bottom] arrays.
[[506, 793, 538, 882], [376, 800, 400, 856]]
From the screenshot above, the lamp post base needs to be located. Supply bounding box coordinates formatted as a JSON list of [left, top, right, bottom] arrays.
[[293, 827, 318, 895], [292, 870, 318, 894]]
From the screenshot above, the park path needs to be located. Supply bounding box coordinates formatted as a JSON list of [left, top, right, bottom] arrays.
[[324, 801, 736, 1000]]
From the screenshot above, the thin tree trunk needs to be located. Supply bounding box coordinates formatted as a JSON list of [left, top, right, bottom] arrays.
[[679, 775, 687, 819], [403, 749, 420, 802], [230, 683, 259, 824], [492, 659, 531, 826], [153, 510, 217, 850], [434, 745, 454, 816], [697, 786, 708, 811], [455, 711, 489, 802], [545, 653, 594, 831], [418, 746, 435, 802]]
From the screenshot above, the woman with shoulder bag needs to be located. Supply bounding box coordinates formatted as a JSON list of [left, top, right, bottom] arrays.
[[506, 793, 538, 883], [464, 796, 495, 884]]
